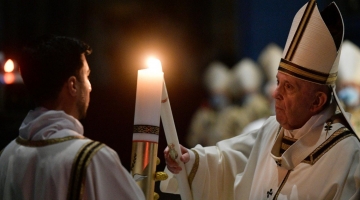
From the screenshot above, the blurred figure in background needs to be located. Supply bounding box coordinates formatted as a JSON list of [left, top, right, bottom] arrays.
[[186, 61, 231, 146], [215, 58, 269, 140], [187, 57, 271, 146], [258, 43, 284, 110], [240, 43, 283, 135], [337, 40, 360, 136]]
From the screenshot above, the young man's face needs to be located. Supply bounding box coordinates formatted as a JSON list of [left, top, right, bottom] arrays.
[[76, 54, 92, 119], [272, 72, 316, 130]]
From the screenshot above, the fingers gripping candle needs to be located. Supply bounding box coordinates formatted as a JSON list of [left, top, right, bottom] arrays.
[[131, 57, 163, 200]]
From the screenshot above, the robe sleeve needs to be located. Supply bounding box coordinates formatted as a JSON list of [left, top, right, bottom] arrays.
[[161, 128, 260, 200], [84, 146, 145, 200], [340, 138, 360, 200]]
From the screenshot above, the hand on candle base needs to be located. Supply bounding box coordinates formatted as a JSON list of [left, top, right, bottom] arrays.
[[164, 145, 190, 174]]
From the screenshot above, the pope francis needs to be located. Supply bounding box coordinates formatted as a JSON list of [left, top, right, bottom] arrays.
[[161, 1, 360, 199]]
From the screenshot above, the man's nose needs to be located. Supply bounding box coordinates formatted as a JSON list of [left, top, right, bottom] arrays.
[[272, 86, 281, 100]]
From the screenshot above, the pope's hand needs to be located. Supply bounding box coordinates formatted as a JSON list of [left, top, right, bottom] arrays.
[[164, 144, 190, 174]]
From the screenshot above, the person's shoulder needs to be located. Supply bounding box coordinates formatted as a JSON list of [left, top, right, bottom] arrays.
[[330, 127, 360, 154], [263, 115, 277, 124], [88, 141, 121, 161], [0, 139, 18, 158], [225, 116, 279, 143], [257, 116, 279, 132]]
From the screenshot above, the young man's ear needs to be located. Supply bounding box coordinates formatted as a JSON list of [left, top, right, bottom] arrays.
[[311, 91, 328, 113], [67, 76, 77, 96]]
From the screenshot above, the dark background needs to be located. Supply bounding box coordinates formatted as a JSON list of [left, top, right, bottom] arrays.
[[0, 0, 359, 199]]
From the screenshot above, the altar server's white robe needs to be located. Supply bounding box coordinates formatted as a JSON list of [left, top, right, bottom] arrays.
[[161, 103, 360, 200], [0, 107, 145, 200]]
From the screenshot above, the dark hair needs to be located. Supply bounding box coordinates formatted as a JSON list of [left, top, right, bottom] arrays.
[[18, 34, 92, 105]]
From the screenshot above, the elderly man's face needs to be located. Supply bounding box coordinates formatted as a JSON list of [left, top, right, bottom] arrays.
[[272, 72, 316, 130]]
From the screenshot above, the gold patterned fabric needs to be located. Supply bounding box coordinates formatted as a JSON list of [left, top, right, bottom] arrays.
[[188, 149, 200, 188], [133, 125, 160, 135], [67, 140, 105, 200], [279, 127, 355, 165], [15, 136, 84, 147], [279, 59, 337, 85], [280, 136, 297, 155], [303, 127, 356, 164]]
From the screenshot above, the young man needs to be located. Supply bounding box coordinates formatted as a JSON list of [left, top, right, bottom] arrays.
[[161, 1, 360, 199], [0, 35, 145, 200]]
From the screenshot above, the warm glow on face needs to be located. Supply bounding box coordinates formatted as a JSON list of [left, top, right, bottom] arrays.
[[146, 57, 162, 71], [4, 73, 15, 84], [4, 59, 14, 73]]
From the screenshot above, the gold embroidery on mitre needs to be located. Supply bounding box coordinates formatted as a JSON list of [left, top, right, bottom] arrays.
[[285, 0, 316, 61], [279, 59, 337, 85]]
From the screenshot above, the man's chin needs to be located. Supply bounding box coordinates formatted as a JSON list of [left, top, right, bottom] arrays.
[[79, 111, 87, 120], [275, 115, 285, 125], [77, 106, 88, 120]]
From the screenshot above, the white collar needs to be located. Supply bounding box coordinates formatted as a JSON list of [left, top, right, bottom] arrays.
[[19, 107, 84, 141], [271, 101, 337, 169]]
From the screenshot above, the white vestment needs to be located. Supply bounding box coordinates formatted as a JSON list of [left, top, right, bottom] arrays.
[[161, 102, 360, 200], [0, 107, 145, 200]]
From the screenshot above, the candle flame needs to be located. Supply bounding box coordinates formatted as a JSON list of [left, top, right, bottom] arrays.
[[4, 59, 14, 73], [146, 57, 162, 71]]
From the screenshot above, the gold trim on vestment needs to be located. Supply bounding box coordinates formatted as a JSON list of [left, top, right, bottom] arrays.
[[276, 126, 355, 165], [272, 127, 354, 198], [16, 136, 84, 147], [188, 149, 199, 188], [281, 136, 297, 152], [303, 127, 352, 164], [273, 170, 292, 200], [67, 140, 105, 200], [283, 136, 297, 143], [281, 143, 291, 151]]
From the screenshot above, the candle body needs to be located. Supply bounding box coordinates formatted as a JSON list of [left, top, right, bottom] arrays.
[[160, 82, 193, 200], [131, 69, 163, 200], [133, 69, 164, 142]]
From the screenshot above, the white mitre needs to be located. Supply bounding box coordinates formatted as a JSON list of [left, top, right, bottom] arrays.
[[230, 58, 263, 96], [258, 43, 283, 97], [258, 43, 283, 83], [338, 40, 360, 86], [203, 61, 230, 95]]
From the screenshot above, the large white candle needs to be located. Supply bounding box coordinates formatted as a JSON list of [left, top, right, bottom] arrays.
[[133, 64, 164, 142], [131, 59, 164, 200]]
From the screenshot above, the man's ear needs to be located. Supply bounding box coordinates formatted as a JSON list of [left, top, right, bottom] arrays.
[[67, 76, 77, 96], [311, 91, 328, 113]]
